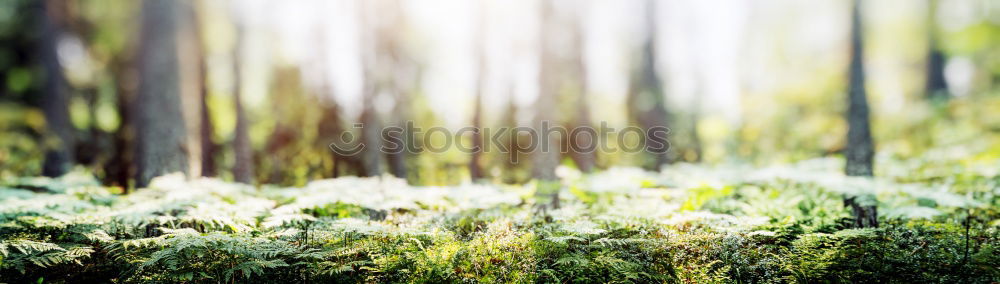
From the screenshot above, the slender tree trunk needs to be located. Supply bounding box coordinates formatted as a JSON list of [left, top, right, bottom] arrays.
[[844, 0, 878, 228], [385, 90, 408, 179], [183, 4, 216, 178], [106, 59, 136, 189], [174, 1, 206, 178], [925, 0, 949, 101], [469, 15, 487, 181], [199, 61, 217, 177], [358, 98, 384, 177], [628, 0, 672, 171], [370, 0, 413, 180], [384, 88, 409, 180], [357, 0, 386, 178], [38, 0, 75, 177], [470, 81, 485, 180], [533, 0, 561, 210], [318, 102, 349, 177], [501, 94, 522, 184], [134, 0, 188, 187], [569, 11, 596, 173], [232, 27, 254, 184]]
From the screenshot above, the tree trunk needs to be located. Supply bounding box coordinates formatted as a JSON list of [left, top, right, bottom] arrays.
[[199, 61, 217, 177], [925, 0, 949, 101], [844, 0, 878, 228], [628, 0, 672, 171], [106, 59, 136, 189], [534, 0, 561, 210], [470, 82, 485, 180], [568, 11, 596, 173], [356, 0, 389, 178], [500, 95, 523, 184], [358, 99, 384, 177], [182, 3, 216, 178], [37, 0, 75, 177], [384, 88, 409, 179], [231, 26, 254, 184], [134, 0, 188, 187], [469, 17, 487, 181]]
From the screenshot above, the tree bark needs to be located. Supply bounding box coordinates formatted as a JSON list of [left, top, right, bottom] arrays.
[[134, 0, 188, 187], [37, 0, 75, 177], [844, 0, 878, 228]]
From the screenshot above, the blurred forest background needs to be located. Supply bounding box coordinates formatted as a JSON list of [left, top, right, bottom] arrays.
[[1, 0, 999, 188]]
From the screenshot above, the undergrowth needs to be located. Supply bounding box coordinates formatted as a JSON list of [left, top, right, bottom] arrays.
[[1, 154, 997, 283]]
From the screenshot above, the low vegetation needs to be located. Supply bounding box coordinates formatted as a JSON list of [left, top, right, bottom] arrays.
[[2, 152, 997, 283]]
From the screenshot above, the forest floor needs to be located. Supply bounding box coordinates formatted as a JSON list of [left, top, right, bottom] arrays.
[[1, 152, 998, 283]]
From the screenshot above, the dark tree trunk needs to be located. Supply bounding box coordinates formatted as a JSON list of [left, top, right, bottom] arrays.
[[628, 0, 671, 171], [231, 27, 254, 184], [198, 61, 217, 177], [106, 59, 136, 189], [844, 0, 878, 228], [134, 0, 188, 187], [37, 0, 75, 177], [925, 0, 949, 101]]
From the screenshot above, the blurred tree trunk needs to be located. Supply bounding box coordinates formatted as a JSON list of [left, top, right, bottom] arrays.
[[358, 97, 384, 177], [374, 0, 415, 180], [925, 0, 949, 101], [37, 0, 75, 177], [384, 87, 411, 179], [470, 76, 485, 180], [534, 0, 561, 210], [232, 26, 254, 184], [568, 10, 596, 173], [134, 0, 188, 187], [627, 0, 672, 171], [844, 0, 878, 228], [106, 59, 136, 189], [318, 102, 351, 177], [500, 93, 524, 184], [175, 1, 207, 178], [312, 29, 355, 178], [171, 1, 215, 178], [198, 61, 217, 177], [356, 0, 391, 178], [469, 14, 487, 181]]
